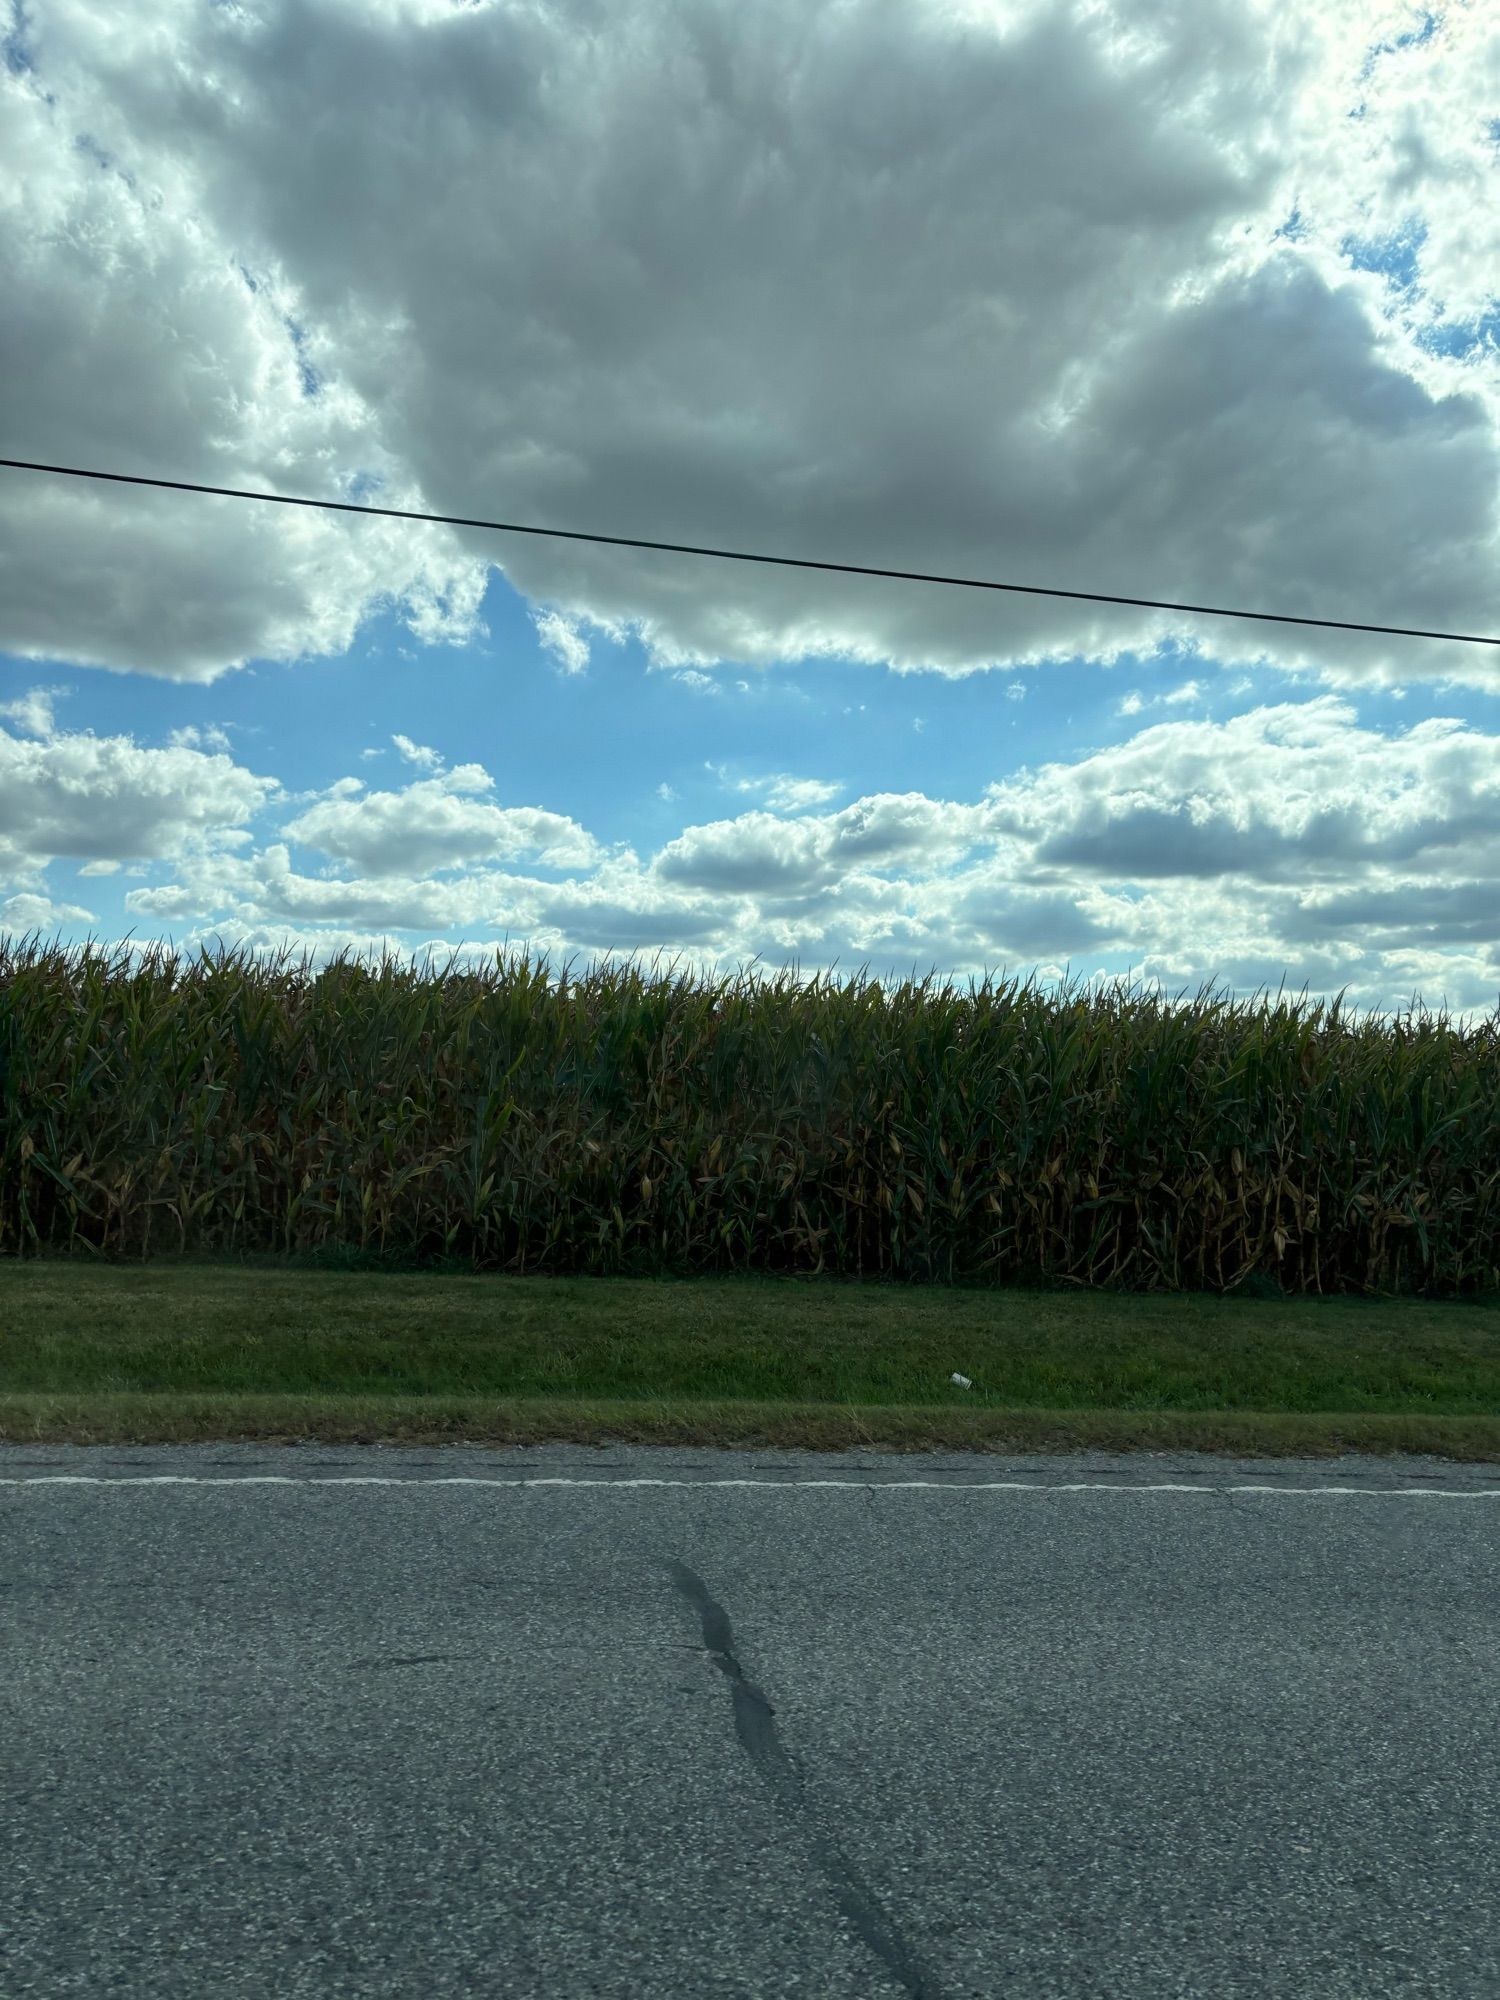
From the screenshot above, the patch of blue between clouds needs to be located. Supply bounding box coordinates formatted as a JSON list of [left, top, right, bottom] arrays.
[[2, 0, 31, 73], [1356, 9, 1439, 84], [1417, 310, 1500, 361], [74, 132, 113, 173], [1341, 219, 1426, 294], [286, 320, 322, 399], [1340, 218, 1499, 358]]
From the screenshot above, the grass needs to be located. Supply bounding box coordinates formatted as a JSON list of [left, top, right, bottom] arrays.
[[3, 1250, 1498, 1460]]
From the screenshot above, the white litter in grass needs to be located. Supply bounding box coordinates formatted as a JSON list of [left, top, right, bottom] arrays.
[[949, 1373, 973, 1389]]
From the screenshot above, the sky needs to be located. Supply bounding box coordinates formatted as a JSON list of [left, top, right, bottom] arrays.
[[2, 0, 1498, 1032]]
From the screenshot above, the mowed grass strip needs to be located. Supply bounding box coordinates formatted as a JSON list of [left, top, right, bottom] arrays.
[[2, 1254, 1498, 1460]]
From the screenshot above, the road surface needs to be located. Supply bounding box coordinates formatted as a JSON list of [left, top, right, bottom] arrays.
[[3, 1441, 1498, 1998]]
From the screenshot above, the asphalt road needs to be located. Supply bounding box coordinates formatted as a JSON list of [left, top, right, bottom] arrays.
[[3, 1441, 1499, 2000]]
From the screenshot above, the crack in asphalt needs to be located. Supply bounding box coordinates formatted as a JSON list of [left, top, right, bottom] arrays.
[[352, 1652, 483, 1671], [665, 1557, 945, 2000]]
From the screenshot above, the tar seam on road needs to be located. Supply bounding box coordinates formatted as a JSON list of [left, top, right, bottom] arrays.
[[665, 1557, 945, 2000]]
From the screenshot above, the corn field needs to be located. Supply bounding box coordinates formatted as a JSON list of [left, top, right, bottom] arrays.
[[2, 932, 1498, 1297]]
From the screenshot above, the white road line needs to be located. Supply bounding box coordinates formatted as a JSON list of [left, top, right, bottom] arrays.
[[3, 1475, 1499, 1495]]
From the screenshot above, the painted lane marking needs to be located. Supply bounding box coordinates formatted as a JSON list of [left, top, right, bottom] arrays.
[[4, 1476, 1499, 1495]]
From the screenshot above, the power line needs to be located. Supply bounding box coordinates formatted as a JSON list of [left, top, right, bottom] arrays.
[[2, 455, 1496, 649]]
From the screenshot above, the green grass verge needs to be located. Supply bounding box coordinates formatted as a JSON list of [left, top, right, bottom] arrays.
[[2, 1251, 1498, 1460]]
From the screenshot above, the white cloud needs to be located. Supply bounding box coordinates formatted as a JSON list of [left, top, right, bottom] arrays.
[[655, 794, 989, 896], [0, 889, 95, 935], [708, 768, 846, 812], [531, 609, 590, 677], [0, 720, 281, 886], [763, 774, 844, 812], [0, 686, 65, 738], [975, 697, 1500, 896], [283, 771, 605, 876], [166, 723, 235, 753], [391, 734, 445, 773]]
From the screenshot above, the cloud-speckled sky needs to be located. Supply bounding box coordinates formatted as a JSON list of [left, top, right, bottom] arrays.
[[3, 0, 1498, 1028]]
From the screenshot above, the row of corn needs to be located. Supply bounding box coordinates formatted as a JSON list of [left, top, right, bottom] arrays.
[[1, 932, 1497, 1296]]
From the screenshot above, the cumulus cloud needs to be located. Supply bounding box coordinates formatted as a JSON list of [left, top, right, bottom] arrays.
[[982, 699, 1500, 890], [5, 0, 1496, 694], [0, 717, 282, 886], [0, 694, 1453, 1026], [0, 889, 95, 935], [283, 774, 606, 876], [0, 686, 65, 737]]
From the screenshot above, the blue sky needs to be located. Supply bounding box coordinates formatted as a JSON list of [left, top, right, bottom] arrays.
[[3, 0, 1498, 1033]]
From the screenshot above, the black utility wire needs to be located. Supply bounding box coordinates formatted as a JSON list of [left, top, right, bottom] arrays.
[[2, 456, 1496, 648]]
